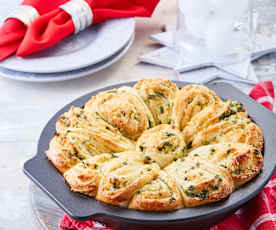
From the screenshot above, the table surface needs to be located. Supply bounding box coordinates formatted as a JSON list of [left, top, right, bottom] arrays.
[[1, 0, 276, 229]]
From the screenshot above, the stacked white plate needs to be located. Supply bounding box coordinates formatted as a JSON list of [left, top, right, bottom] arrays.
[[0, 1, 135, 82]]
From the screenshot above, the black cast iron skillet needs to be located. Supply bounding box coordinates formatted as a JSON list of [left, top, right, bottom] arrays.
[[24, 81, 276, 230]]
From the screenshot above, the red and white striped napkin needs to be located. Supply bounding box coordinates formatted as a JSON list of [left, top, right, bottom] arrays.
[[59, 81, 275, 230]]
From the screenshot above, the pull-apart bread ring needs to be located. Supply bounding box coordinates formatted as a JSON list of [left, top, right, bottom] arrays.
[[46, 78, 264, 211]]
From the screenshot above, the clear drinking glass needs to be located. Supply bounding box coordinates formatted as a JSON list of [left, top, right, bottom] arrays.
[[174, 0, 254, 74], [253, 0, 276, 84]]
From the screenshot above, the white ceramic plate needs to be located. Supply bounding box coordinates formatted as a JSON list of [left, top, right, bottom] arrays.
[[0, 35, 134, 82], [0, 0, 135, 73]]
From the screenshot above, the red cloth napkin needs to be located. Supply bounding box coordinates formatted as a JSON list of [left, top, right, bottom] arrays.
[[59, 81, 275, 230], [16, 0, 160, 57], [0, 0, 69, 61]]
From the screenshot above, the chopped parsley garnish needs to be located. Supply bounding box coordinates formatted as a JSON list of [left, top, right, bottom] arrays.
[[81, 161, 88, 168], [148, 120, 153, 128], [139, 145, 144, 152], [232, 168, 243, 175], [210, 184, 219, 191], [145, 156, 152, 162], [158, 141, 173, 151], [254, 149, 260, 155], [113, 182, 118, 189], [197, 190, 209, 200], [160, 106, 164, 114], [202, 140, 210, 145], [134, 113, 139, 121], [215, 175, 223, 182], [166, 132, 175, 137], [154, 90, 166, 98], [219, 109, 237, 120], [187, 141, 193, 150], [170, 197, 176, 202]]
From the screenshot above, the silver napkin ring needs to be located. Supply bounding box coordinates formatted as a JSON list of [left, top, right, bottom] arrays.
[[6, 5, 40, 26], [60, 0, 93, 34]]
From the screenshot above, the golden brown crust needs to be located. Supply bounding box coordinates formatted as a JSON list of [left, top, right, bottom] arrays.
[[134, 78, 179, 125], [64, 154, 113, 197], [165, 159, 233, 207], [136, 124, 186, 168], [129, 170, 183, 211], [172, 85, 221, 131], [56, 106, 135, 153], [45, 135, 87, 174], [186, 143, 264, 188], [96, 163, 160, 207], [46, 79, 264, 211], [183, 100, 248, 144], [84, 87, 155, 140], [64, 151, 144, 197], [191, 115, 264, 152]]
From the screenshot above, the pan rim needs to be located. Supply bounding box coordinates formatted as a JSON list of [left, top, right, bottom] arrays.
[[23, 80, 276, 222]]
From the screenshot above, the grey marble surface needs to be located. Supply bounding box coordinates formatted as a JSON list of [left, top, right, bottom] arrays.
[[0, 0, 275, 230]]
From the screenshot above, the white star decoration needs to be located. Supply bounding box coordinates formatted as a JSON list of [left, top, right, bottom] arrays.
[[139, 31, 276, 84]]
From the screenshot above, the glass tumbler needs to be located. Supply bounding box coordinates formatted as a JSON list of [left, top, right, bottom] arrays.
[[174, 0, 254, 74]]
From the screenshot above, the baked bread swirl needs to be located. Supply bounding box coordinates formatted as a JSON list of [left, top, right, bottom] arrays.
[[46, 134, 87, 173], [97, 162, 160, 207], [64, 153, 113, 197], [191, 115, 263, 151], [64, 151, 143, 197], [56, 106, 135, 152], [134, 78, 179, 125], [136, 124, 186, 168], [84, 86, 155, 140], [165, 159, 234, 207], [183, 100, 248, 144], [172, 85, 221, 131], [129, 170, 183, 211], [186, 143, 264, 188], [46, 78, 264, 211]]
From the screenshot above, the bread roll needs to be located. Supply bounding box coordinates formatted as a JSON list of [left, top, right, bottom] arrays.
[[84, 87, 155, 140], [136, 124, 186, 168], [129, 170, 183, 211], [134, 78, 179, 125]]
